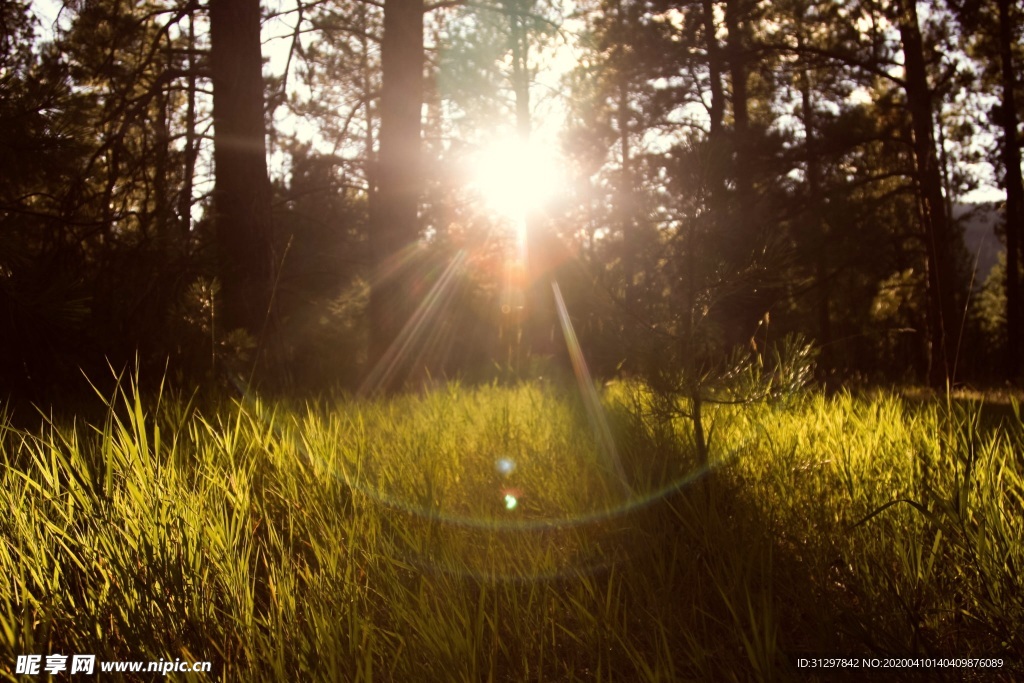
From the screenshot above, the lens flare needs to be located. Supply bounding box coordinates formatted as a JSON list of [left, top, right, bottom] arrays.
[[468, 137, 564, 221], [501, 486, 523, 511], [224, 374, 740, 582], [552, 281, 632, 496], [496, 457, 516, 475], [359, 250, 468, 396]]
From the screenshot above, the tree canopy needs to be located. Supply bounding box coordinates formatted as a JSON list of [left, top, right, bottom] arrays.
[[1, 0, 1021, 398]]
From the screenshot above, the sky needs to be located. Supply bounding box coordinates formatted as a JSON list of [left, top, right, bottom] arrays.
[[28, 0, 1008, 206]]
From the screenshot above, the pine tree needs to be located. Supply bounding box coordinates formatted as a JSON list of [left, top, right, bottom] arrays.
[[209, 0, 277, 349], [366, 0, 426, 392]]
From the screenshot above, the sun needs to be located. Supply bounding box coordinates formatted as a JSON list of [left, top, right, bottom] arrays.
[[467, 136, 565, 221]]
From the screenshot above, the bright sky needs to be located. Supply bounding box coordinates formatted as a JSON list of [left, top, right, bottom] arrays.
[[29, 0, 1007, 207]]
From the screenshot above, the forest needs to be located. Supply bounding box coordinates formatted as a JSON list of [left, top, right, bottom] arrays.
[[2, 0, 1023, 680], [0, 0, 1020, 396]]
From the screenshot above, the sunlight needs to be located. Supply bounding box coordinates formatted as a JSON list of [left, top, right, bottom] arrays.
[[552, 282, 632, 497], [468, 137, 565, 222], [358, 249, 468, 397]]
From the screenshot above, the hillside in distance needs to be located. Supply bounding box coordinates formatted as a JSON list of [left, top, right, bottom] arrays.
[[956, 201, 1004, 284]]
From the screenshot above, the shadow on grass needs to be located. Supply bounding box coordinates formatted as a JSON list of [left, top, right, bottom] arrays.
[[577, 394, 1023, 682], [4, 382, 1020, 682]]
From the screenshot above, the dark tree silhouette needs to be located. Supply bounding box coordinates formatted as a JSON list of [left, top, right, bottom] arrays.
[[995, 0, 1023, 379], [894, 0, 963, 386], [209, 0, 277, 341], [367, 0, 425, 391]]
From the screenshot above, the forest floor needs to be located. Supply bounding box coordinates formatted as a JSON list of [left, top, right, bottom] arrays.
[[1, 379, 1022, 681]]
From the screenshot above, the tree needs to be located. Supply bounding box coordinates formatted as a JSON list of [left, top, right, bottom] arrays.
[[366, 0, 426, 391], [435, 0, 565, 370], [209, 0, 277, 351], [2, 0, 212, 393], [0, 2, 91, 393], [561, 0, 682, 373], [994, 0, 1024, 381], [955, 0, 1024, 380], [2, 0, 1014, 395], [762, 0, 970, 383], [58, 0, 204, 366], [893, 0, 964, 385]]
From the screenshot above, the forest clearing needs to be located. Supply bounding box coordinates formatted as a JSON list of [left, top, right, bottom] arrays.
[[2, 379, 1021, 680], [3, 0, 1024, 678]]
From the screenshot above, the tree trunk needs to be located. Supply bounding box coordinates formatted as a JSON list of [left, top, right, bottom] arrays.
[[180, 8, 198, 247], [799, 57, 832, 366], [209, 0, 276, 338], [367, 0, 424, 391], [895, 0, 961, 386], [722, 0, 759, 344], [617, 63, 634, 304], [703, 0, 725, 140], [507, 0, 532, 139], [725, 0, 752, 211], [997, 0, 1023, 380], [702, 0, 727, 248]]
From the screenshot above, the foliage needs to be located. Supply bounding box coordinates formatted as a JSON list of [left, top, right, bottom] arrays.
[[643, 328, 819, 463], [0, 0, 1020, 395], [2, 379, 1022, 680], [974, 253, 1009, 350]]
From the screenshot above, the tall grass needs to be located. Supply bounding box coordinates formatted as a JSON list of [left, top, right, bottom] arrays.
[[1, 378, 1021, 681]]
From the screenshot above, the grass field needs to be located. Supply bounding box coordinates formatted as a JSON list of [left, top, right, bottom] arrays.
[[1, 378, 1022, 681]]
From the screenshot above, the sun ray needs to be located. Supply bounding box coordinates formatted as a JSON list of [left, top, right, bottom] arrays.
[[359, 251, 468, 396], [467, 136, 565, 224], [552, 281, 632, 497]]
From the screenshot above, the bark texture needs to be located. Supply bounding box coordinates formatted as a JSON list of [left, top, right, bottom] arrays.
[[209, 0, 276, 337]]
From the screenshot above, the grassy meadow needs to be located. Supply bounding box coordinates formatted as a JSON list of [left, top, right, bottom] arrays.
[[1, 378, 1022, 681]]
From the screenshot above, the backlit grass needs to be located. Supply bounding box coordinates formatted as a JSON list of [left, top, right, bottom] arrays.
[[1, 378, 1021, 681]]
